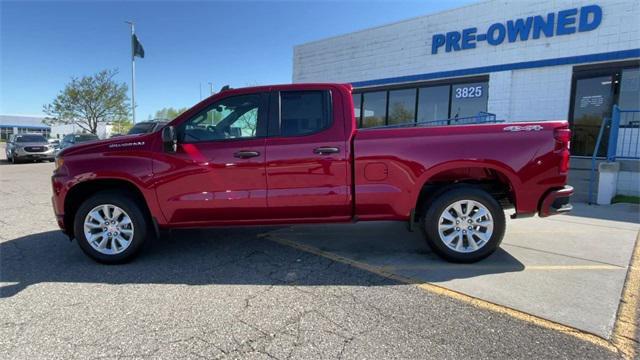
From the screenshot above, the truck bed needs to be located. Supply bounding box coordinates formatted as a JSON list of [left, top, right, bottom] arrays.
[[353, 121, 570, 220]]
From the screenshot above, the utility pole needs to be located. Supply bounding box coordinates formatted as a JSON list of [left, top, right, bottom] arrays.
[[208, 82, 214, 95]]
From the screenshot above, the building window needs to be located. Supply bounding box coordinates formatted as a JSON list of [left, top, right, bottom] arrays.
[[417, 85, 450, 123], [570, 62, 640, 156], [362, 91, 387, 128], [450, 82, 488, 119], [354, 77, 489, 128], [388, 89, 416, 125], [0, 127, 11, 140], [619, 68, 640, 124]]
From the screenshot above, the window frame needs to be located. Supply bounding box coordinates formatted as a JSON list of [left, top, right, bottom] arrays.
[[268, 90, 334, 138], [177, 92, 269, 144]]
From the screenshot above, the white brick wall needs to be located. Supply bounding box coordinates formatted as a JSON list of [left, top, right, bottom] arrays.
[[617, 170, 640, 196], [507, 66, 573, 121], [487, 71, 512, 119], [294, 0, 640, 85]]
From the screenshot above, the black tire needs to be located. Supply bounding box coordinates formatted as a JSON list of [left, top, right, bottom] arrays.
[[10, 155, 19, 164], [73, 190, 148, 264], [421, 187, 505, 263]]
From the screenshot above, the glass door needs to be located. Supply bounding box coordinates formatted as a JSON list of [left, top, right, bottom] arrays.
[[570, 75, 614, 157]]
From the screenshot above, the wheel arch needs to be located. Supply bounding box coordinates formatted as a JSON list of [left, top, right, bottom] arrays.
[[413, 161, 519, 220], [64, 178, 154, 239]]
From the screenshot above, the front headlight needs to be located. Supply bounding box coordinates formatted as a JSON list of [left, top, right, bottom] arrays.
[[54, 157, 64, 170]]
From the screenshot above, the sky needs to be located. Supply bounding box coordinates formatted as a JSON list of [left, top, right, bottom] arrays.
[[1, 0, 475, 120]]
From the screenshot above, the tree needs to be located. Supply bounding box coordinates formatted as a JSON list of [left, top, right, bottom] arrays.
[[111, 118, 133, 134], [43, 69, 130, 134], [235, 109, 258, 136], [152, 107, 188, 120], [388, 102, 414, 125]]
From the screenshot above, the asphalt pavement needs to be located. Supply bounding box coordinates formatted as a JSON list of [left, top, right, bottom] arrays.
[[0, 151, 634, 359]]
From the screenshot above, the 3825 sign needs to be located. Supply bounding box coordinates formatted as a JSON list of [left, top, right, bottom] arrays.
[[455, 85, 483, 99]]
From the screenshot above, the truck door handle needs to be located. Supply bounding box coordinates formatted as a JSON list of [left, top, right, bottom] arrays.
[[233, 150, 260, 159], [313, 147, 340, 155]]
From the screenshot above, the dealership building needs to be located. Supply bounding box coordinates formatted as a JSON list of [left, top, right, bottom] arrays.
[[0, 115, 114, 140], [293, 0, 639, 200]]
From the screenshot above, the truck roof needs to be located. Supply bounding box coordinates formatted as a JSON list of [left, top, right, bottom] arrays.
[[216, 83, 352, 95]]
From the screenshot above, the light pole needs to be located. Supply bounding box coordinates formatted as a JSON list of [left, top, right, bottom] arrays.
[[125, 21, 136, 124]]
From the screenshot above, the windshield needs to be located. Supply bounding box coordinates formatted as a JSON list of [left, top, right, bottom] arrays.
[[128, 122, 157, 135], [16, 135, 47, 143], [74, 134, 99, 142]]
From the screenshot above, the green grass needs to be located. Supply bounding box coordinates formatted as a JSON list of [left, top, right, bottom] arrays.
[[612, 195, 640, 204]]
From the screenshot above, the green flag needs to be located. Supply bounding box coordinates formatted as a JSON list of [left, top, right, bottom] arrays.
[[132, 34, 145, 59]]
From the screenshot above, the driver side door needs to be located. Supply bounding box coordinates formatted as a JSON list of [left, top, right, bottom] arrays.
[[153, 92, 269, 225]]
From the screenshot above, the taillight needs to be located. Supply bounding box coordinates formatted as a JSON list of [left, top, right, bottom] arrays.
[[554, 128, 571, 143], [554, 128, 571, 173]]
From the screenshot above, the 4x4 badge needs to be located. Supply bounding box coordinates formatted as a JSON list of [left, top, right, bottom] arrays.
[[503, 125, 543, 132]]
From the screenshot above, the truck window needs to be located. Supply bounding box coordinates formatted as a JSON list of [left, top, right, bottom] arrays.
[[178, 93, 265, 143], [279, 91, 331, 136]]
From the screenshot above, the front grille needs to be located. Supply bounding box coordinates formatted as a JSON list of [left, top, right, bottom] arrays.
[[24, 146, 46, 152]]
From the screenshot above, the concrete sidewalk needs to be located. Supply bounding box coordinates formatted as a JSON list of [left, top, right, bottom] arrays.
[[263, 202, 639, 339]]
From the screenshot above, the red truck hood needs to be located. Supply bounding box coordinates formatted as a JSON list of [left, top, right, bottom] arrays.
[[57, 133, 153, 157]]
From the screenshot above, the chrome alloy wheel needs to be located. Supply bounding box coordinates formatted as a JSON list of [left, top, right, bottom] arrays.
[[83, 204, 134, 255], [437, 200, 494, 253]]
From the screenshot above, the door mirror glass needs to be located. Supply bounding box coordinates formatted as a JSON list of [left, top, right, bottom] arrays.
[[162, 125, 177, 153]]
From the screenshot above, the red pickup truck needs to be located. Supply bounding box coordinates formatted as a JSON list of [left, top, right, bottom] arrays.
[[51, 83, 573, 264]]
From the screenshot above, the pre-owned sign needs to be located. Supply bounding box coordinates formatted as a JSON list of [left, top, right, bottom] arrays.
[[431, 5, 602, 54]]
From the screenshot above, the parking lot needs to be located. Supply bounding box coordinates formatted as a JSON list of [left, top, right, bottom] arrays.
[[0, 147, 638, 359]]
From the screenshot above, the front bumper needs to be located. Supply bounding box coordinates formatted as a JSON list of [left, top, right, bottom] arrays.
[[51, 173, 69, 235], [13, 147, 55, 160], [538, 185, 574, 217]]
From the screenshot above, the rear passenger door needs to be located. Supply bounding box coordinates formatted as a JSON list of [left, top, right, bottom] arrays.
[[265, 89, 351, 220]]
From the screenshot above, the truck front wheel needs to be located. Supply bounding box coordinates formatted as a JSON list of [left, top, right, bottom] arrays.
[[421, 187, 505, 263], [73, 191, 148, 264]]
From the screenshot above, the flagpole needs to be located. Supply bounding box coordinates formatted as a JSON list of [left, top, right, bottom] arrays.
[[126, 21, 136, 124]]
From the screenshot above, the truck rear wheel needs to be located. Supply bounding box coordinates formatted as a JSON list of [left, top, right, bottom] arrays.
[[421, 187, 505, 263], [73, 191, 148, 264]]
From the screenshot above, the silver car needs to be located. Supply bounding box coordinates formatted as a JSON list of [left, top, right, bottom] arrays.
[[5, 133, 55, 164]]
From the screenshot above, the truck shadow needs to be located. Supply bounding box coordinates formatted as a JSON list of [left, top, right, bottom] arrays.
[[0, 225, 525, 298]]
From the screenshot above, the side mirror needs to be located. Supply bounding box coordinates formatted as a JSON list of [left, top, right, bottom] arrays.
[[162, 126, 177, 153]]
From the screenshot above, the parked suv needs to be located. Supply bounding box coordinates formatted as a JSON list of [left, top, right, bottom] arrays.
[[6, 133, 55, 164], [59, 133, 100, 151]]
